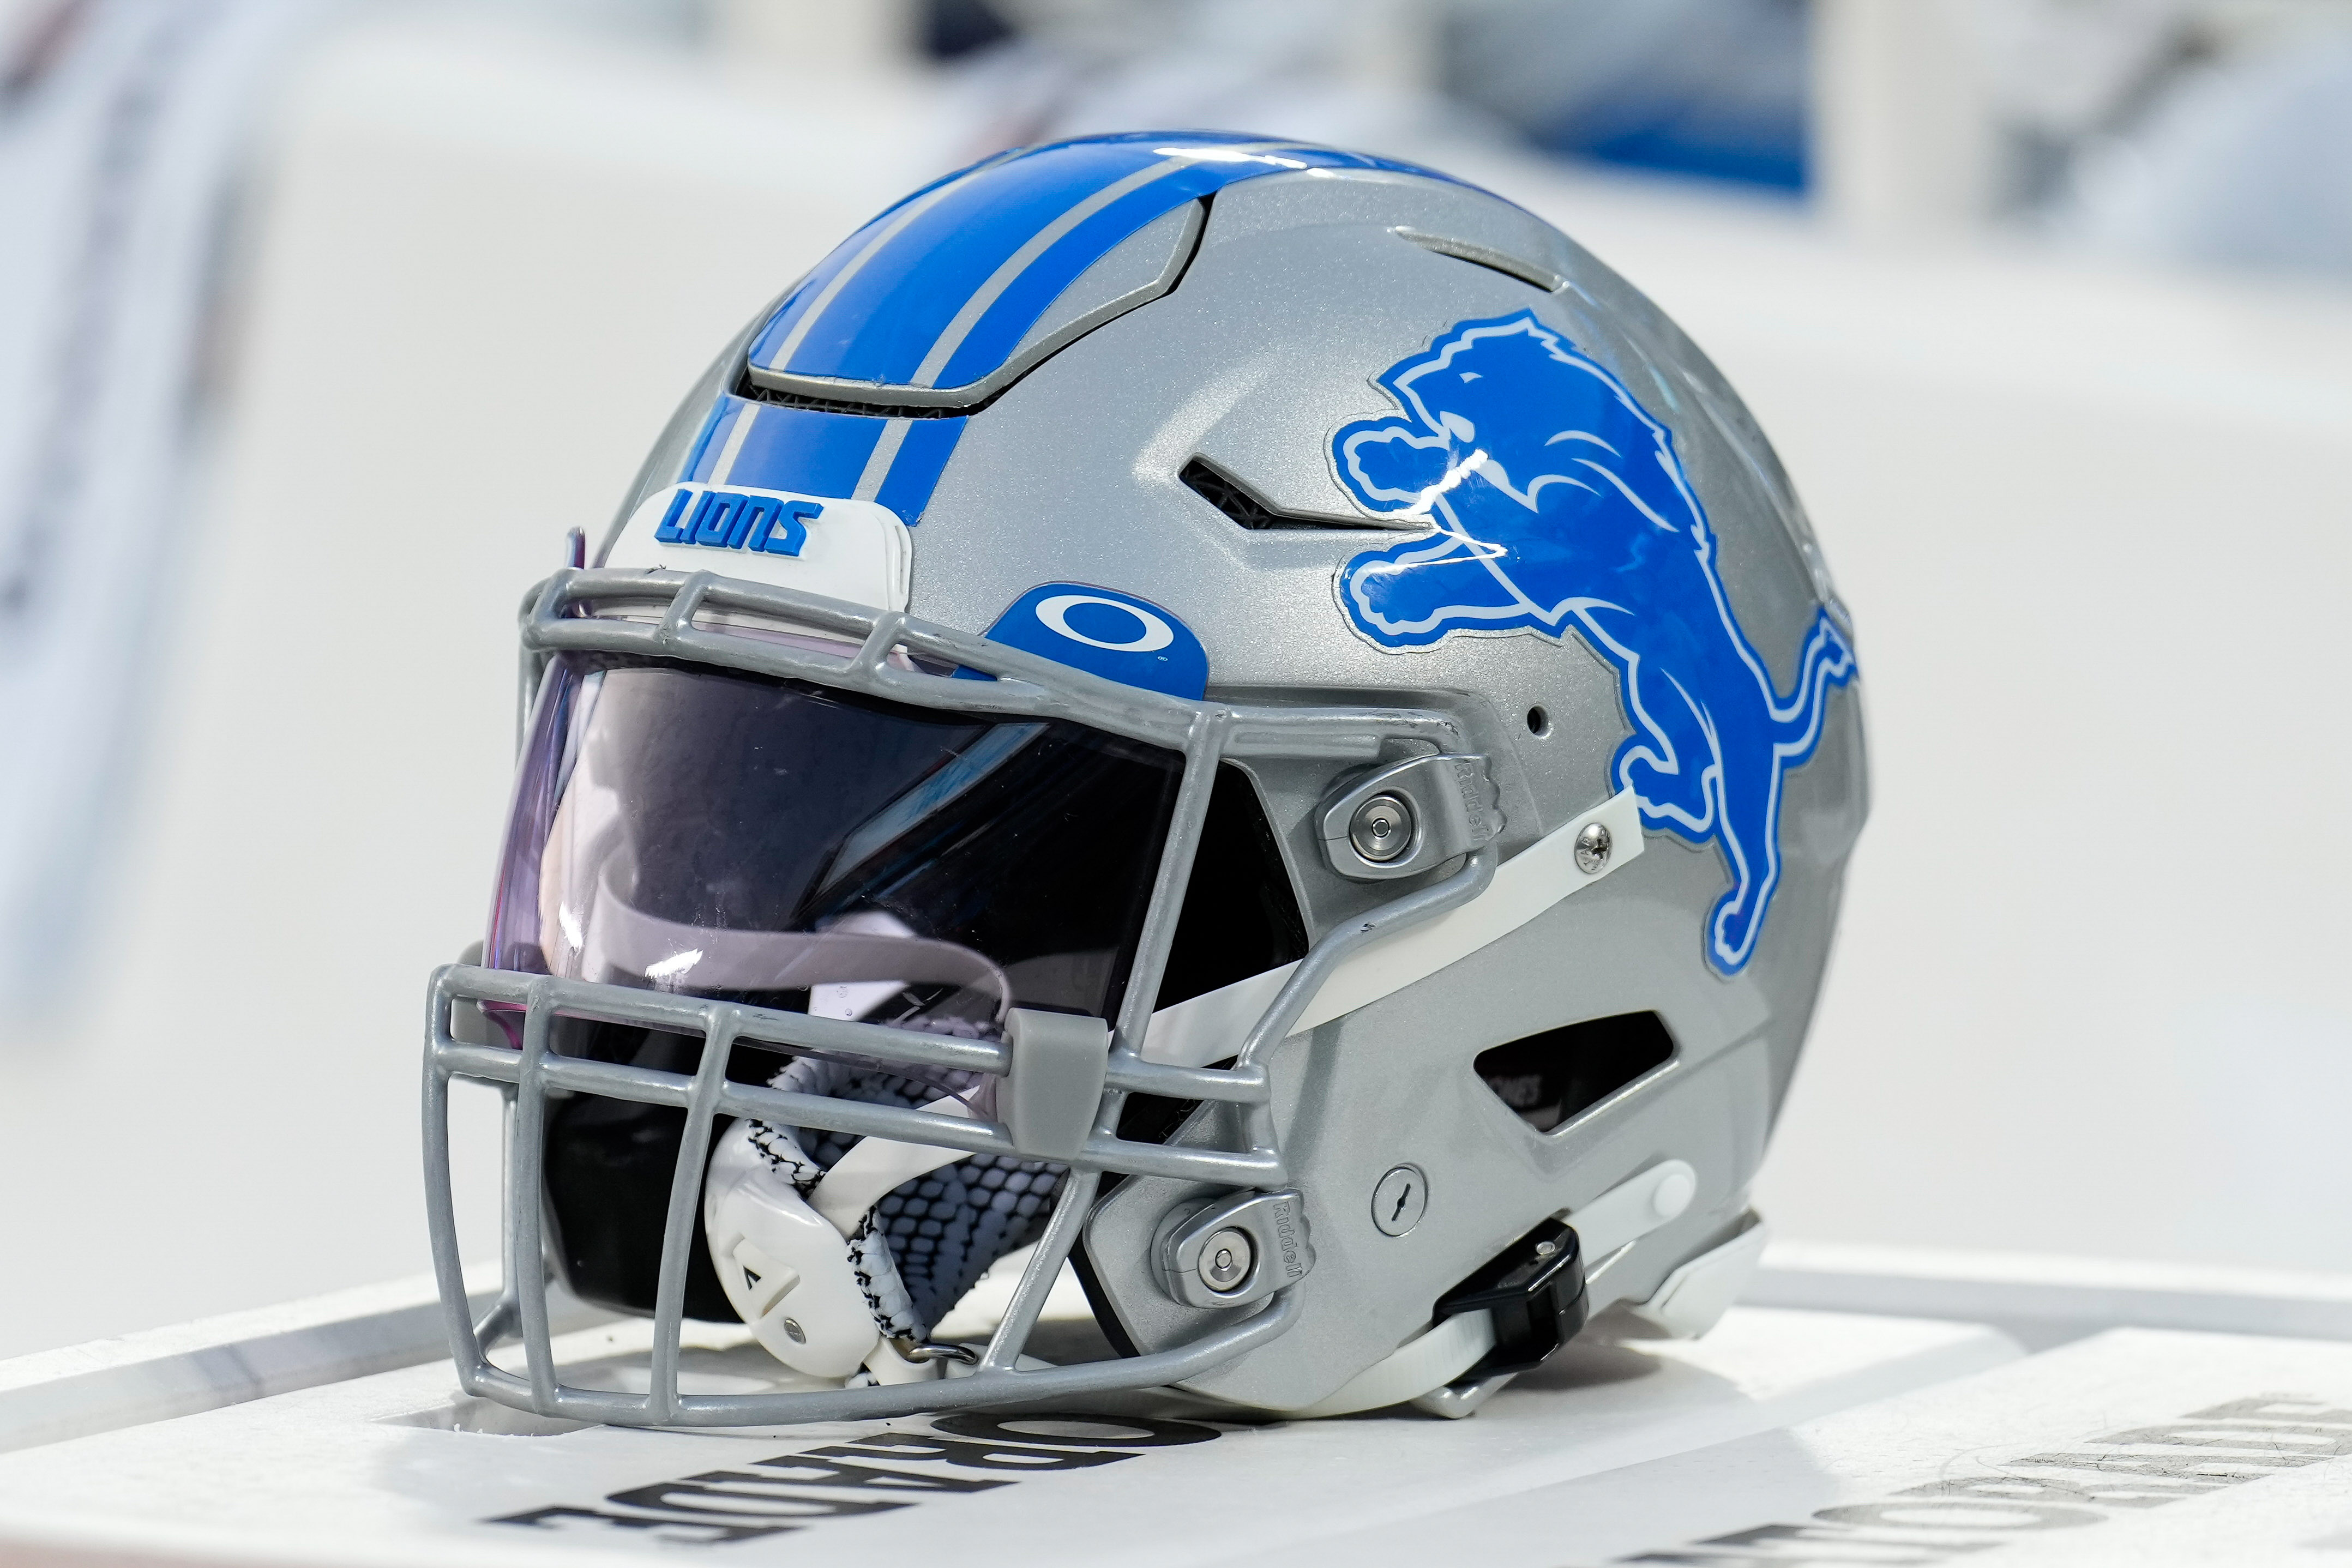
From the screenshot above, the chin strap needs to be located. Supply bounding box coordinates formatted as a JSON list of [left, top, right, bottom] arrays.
[[702, 1093, 977, 1384], [1284, 1159, 1707, 1419]]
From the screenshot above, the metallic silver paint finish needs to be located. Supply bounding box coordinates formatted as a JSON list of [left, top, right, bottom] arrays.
[[444, 146, 1866, 1426], [922, 166, 1863, 1412]]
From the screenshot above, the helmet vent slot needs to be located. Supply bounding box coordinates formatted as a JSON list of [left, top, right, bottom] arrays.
[[1181, 457, 1367, 532], [1475, 1012, 1675, 1133], [733, 371, 980, 420], [1391, 226, 1566, 294], [740, 199, 1208, 415]]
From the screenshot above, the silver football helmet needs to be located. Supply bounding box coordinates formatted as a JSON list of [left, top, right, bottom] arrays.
[[423, 131, 1866, 1428]]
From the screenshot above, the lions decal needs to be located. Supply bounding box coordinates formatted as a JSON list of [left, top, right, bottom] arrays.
[[1333, 312, 1855, 974]]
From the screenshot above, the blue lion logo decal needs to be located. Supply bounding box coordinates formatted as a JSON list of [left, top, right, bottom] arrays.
[[1334, 312, 1855, 974]]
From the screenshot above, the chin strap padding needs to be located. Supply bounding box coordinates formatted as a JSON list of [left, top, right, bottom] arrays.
[[703, 1094, 974, 1376], [809, 1097, 977, 1234], [704, 1045, 1073, 1385], [703, 1132, 887, 1377], [1623, 1215, 1769, 1339], [1284, 1308, 1499, 1419], [704, 1063, 1049, 1386]]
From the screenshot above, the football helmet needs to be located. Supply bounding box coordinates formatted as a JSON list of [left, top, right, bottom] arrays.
[[423, 131, 1866, 1428]]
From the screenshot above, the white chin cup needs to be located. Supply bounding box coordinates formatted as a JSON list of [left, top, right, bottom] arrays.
[[703, 1137, 879, 1377]]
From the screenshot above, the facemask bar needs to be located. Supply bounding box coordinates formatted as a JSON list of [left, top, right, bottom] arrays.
[[424, 567, 1498, 1427]]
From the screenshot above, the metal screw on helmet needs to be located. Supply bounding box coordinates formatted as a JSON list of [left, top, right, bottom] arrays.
[[1349, 794, 1413, 863], [1201, 1228, 1254, 1293], [780, 1318, 807, 1344], [1574, 821, 1613, 875], [1371, 1163, 1428, 1237]]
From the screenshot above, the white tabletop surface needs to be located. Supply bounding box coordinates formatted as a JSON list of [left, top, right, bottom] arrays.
[[2, 1250, 2346, 1566]]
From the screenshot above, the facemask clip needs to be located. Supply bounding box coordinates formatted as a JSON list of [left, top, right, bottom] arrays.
[[1155, 1189, 1314, 1310], [1318, 754, 1502, 881]]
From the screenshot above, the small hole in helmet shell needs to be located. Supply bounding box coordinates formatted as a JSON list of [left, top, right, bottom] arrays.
[[1526, 706, 1550, 737]]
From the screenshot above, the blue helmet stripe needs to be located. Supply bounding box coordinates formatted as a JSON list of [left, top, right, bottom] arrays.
[[700, 134, 1469, 527], [874, 417, 967, 522], [677, 395, 736, 483], [683, 400, 752, 483], [746, 146, 1033, 377], [929, 158, 1266, 390], [750, 134, 1464, 394], [753, 138, 1174, 384], [749, 171, 984, 386], [694, 397, 886, 498], [907, 150, 1203, 388]]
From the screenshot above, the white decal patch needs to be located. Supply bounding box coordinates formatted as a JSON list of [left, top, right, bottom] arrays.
[[606, 483, 912, 611]]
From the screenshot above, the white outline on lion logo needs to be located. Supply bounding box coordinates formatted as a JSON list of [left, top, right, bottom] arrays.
[[1333, 312, 1855, 973]]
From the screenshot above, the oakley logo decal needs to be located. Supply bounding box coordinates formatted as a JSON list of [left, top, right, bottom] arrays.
[[1032, 593, 1177, 654], [653, 486, 823, 557], [976, 583, 1209, 699], [1332, 312, 1856, 974]]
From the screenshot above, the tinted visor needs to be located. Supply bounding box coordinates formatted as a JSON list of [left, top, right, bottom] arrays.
[[483, 651, 1310, 1324], [490, 651, 1187, 1033]]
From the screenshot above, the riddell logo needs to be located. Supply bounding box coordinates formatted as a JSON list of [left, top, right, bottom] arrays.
[[654, 486, 823, 557], [1273, 1199, 1306, 1280]]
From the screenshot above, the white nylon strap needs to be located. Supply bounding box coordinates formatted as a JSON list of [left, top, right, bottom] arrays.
[[810, 1095, 976, 1235], [1143, 788, 1646, 1066], [1279, 1159, 1699, 1417], [1566, 1159, 1696, 1263], [1283, 1310, 1496, 1418]]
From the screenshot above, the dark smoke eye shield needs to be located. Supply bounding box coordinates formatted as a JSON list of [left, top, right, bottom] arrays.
[[486, 653, 1189, 1336], [487, 652, 1186, 1028], [425, 567, 1496, 1427]]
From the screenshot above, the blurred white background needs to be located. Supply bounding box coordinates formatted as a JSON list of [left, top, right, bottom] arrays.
[[1, 0, 2347, 1360]]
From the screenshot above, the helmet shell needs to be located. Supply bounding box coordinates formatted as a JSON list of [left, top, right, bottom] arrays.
[[601, 135, 1867, 1412]]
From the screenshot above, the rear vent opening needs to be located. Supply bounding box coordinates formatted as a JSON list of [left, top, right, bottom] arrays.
[[1476, 1011, 1675, 1132], [1182, 457, 1360, 532]]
